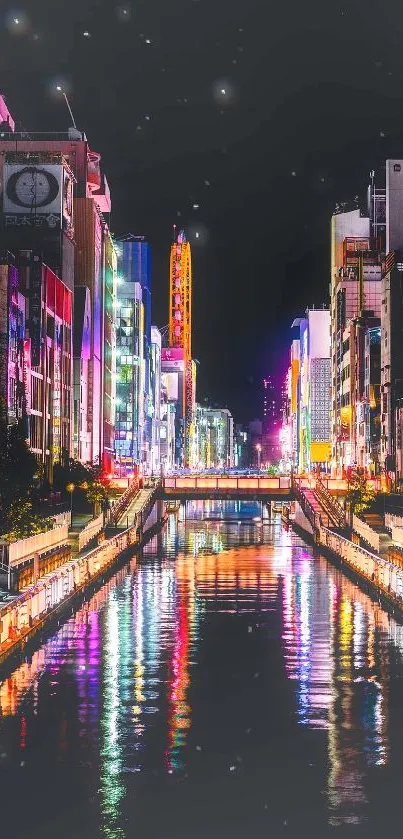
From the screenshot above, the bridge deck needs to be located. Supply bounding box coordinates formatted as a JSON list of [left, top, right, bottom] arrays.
[[162, 476, 347, 498]]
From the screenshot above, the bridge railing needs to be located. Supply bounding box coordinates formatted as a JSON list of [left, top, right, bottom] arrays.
[[163, 476, 292, 491], [163, 475, 348, 493]]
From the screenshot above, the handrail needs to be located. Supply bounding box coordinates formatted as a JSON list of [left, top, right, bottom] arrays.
[[292, 477, 324, 531], [108, 478, 140, 525], [314, 478, 346, 528]]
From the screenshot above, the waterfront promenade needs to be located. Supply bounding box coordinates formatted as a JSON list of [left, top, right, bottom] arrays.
[[0, 484, 163, 669], [293, 479, 403, 617]]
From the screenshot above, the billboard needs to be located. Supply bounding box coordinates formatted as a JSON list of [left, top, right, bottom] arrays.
[[29, 259, 43, 367], [3, 163, 64, 229], [0, 265, 8, 409], [161, 346, 185, 372], [62, 169, 74, 237], [162, 347, 184, 360], [161, 372, 179, 402]]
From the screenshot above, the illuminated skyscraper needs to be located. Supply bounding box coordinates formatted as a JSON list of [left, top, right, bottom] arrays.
[[262, 376, 281, 465], [114, 278, 143, 475], [114, 235, 158, 474], [150, 326, 161, 473]]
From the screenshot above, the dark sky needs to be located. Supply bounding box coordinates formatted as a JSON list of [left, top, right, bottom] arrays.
[[1, 0, 403, 421]]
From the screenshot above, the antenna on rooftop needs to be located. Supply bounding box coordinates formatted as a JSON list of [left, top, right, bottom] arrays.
[[56, 86, 77, 129]]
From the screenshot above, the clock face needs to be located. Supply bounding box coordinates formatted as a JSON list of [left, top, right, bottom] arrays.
[[6, 166, 60, 209]]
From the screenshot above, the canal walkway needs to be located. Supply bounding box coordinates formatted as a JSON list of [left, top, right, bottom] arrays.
[[294, 479, 403, 615], [0, 484, 163, 670]]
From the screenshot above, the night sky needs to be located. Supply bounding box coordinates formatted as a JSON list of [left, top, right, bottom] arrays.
[[1, 0, 403, 421]]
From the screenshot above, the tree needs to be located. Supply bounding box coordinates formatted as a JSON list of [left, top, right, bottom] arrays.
[[85, 481, 108, 516], [3, 500, 54, 542], [0, 417, 38, 535], [346, 469, 375, 517], [267, 464, 279, 476], [53, 458, 94, 492]]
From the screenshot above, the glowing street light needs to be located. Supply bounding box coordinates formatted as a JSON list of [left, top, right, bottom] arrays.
[[256, 443, 262, 471], [66, 482, 75, 516]]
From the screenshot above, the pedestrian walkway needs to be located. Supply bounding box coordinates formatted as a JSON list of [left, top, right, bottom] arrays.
[[116, 487, 157, 530], [68, 513, 94, 558]]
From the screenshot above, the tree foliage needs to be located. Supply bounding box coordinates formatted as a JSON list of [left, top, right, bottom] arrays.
[[0, 417, 39, 536], [4, 500, 54, 542], [53, 458, 110, 515], [86, 481, 108, 506], [346, 469, 375, 516], [266, 464, 279, 476]]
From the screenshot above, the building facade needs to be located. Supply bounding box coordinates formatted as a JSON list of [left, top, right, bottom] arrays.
[[330, 189, 384, 475], [291, 309, 331, 474], [114, 279, 143, 476], [0, 252, 73, 480], [0, 109, 116, 473], [195, 406, 234, 469], [150, 325, 161, 474]]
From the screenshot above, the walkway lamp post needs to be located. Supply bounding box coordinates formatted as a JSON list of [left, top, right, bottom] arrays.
[[66, 483, 75, 518]]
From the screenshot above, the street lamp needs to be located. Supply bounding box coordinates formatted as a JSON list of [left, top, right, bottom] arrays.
[[256, 443, 262, 472], [66, 483, 75, 518]]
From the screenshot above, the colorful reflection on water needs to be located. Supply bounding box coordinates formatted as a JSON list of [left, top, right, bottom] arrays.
[[1, 501, 403, 837]]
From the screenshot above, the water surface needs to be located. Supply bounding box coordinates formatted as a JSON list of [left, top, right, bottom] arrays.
[[1, 500, 403, 838]]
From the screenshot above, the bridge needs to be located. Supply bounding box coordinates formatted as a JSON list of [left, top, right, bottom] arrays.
[[161, 475, 348, 500]]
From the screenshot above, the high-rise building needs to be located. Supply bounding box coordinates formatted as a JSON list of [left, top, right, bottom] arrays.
[[289, 338, 300, 469], [262, 377, 281, 465], [150, 326, 161, 474], [381, 161, 403, 484], [234, 424, 249, 468], [116, 235, 152, 469], [292, 309, 331, 474], [0, 252, 26, 430], [330, 188, 384, 475], [262, 376, 278, 427], [114, 277, 143, 477], [0, 252, 73, 480], [350, 314, 381, 474], [0, 99, 116, 473], [73, 286, 91, 462], [248, 418, 263, 468], [160, 377, 176, 473], [74, 196, 116, 472]]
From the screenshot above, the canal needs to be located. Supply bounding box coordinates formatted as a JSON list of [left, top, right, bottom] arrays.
[[1, 500, 403, 838]]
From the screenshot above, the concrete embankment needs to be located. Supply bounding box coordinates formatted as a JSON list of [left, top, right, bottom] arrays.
[[0, 489, 166, 672], [292, 513, 403, 619]]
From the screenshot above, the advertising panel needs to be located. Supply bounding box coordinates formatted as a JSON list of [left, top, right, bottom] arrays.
[[29, 259, 42, 368], [0, 265, 8, 408], [161, 372, 179, 402], [62, 169, 74, 236], [161, 348, 185, 373], [23, 339, 31, 412], [162, 347, 184, 360], [3, 162, 63, 230]]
